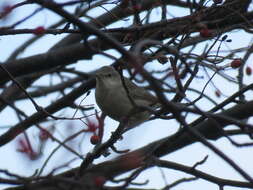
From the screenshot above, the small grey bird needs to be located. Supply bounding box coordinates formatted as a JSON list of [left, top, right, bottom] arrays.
[[95, 66, 159, 128]]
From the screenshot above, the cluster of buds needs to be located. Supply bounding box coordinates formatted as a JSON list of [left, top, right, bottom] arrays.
[[86, 113, 104, 145]]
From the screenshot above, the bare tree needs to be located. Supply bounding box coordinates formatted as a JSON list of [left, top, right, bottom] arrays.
[[0, 0, 253, 189]]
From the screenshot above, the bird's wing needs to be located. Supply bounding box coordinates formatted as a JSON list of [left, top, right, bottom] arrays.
[[122, 77, 158, 106]]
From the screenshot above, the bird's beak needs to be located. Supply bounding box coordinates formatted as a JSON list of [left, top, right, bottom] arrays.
[[95, 73, 103, 82]]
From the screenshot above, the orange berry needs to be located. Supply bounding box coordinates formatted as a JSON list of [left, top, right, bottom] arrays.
[[90, 135, 100, 145]]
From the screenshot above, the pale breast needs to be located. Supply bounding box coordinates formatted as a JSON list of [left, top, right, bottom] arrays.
[[95, 86, 134, 121]]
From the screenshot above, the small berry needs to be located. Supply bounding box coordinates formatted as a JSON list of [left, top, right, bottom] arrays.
[[230, 59, 243, 68], [200, 28, 213, 37], [213, 0, 222, 4], [33, 26, 45, 35], [215, 90, 221, 98], [94, 176, 106, 187], [90, 135, 100, 145], [246, 66, 252, 76]]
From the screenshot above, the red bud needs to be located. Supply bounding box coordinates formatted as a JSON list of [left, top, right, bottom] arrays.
[[33, 26, 45, 35], [199, 28, 213, 37]]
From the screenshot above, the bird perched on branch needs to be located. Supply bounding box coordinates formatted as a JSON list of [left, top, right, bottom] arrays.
[[95, 66, 159, 128]]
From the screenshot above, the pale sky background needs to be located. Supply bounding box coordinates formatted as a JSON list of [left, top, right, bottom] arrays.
[[0, 0, 253, 190]]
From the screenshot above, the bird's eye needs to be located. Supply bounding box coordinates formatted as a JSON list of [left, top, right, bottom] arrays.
[[107, 74, 112, 77]]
